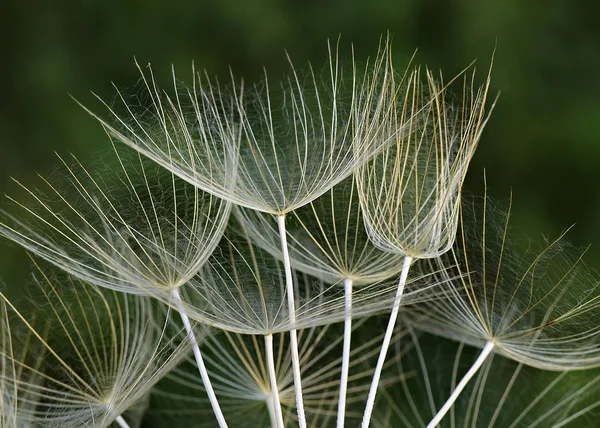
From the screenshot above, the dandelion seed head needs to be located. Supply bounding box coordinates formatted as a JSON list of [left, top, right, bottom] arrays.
[[0, 147, 231, 298], [356, 62, 493, 260], [0, 267, 189, 427], [411, 194, 600, 370]]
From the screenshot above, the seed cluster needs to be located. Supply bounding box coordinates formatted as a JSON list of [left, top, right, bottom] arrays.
[[2, 37, 600, 428]]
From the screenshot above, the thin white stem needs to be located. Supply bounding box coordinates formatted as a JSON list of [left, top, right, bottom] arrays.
[[266, 394, 278, 428], [362, 256, 413, 428], [265, 334, 285, 428], [115, 416, 131, 428], [171, 287, 228, 428], [426, 341, 495, 428], [337, 278, 353, 428], [277, 214, 307, 428]]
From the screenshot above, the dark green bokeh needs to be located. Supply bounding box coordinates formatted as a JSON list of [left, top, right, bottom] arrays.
[[2, 0, 600, 286]]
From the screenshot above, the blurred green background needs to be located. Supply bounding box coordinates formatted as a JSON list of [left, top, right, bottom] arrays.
[[2, 0, 600, 284]]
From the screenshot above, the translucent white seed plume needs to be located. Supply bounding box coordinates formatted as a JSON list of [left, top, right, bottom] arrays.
[[0, 266, 190, 428], [0, 146, 231, 300], [411, 193, 600, 371], [355, 64, 492, 260]]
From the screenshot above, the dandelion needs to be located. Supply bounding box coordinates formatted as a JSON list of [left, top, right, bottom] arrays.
[[0, 264, 189, 428], [355, 57, 493, 426], [4, 32, 594, 428], [409, 192, 600, 426], [0, 149, 232, 426]]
